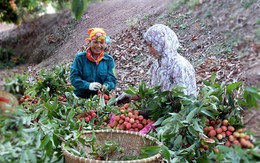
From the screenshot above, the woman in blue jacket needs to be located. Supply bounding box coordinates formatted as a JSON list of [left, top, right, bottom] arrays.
[[70, 28, 117, 98]]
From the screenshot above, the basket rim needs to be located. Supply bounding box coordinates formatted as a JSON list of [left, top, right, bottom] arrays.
[[62, 129, 163, 163]]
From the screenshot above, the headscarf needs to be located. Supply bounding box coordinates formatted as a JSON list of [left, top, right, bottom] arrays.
[[85, 28, 106, 43], [144, 24, 197, 96], [85, 28, 106, 65]]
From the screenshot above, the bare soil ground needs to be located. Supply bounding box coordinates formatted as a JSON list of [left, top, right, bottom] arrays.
[[0, 0, 259, 137]]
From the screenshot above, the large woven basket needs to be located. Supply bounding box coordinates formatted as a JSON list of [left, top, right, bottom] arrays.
[[0, 90, 18, 114], [62, 130, 163, 163]]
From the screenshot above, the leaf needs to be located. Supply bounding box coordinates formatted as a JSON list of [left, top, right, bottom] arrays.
[[52, 97, 58, 110], [153, 116, 165, 126], [186, 108, 199, 122], [36, 132, 43, 148], [200, 108, 215, 119], [28, 149, 37, 163], [188, 126, 197, 136], [174, 135, 182, 148], [67, 109, 75, 120], [161, 145, 171, 161], [43, 101, 53, 110], [39, 135, 50, 149], [85, 132, 96, 144], [139, 82, 146, 97], [141, 146, 161, 155], [218, 145, 231, 152], [245, 86, 260, 94], [99, 95, 106, 107], [71, 0, 90, 19], [124, 85, 138, 95], [226, 82, 242, 94], [19, 150, 28, 163], [107, 96, 116, 106], [23, 127, 38, 133], [192, 120, 203, 133], [211, 72, 216, 84]]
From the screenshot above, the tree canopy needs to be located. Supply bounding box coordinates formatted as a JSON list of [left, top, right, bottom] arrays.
[[0, 0, 91, 25]]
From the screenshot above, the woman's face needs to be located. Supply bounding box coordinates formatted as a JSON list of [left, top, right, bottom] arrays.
[[147, 42, 158, 59], [90, 40, 106, 55]]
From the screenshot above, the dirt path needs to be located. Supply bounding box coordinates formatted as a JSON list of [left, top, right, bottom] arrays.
[[34, 0, 170, 69]]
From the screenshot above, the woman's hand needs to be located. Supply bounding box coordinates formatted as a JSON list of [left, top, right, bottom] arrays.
[[116, 93, 132, 104], [89, 82, 102, 91]]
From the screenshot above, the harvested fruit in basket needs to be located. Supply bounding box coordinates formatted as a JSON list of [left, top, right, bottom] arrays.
[[108, 104, 153, 132]]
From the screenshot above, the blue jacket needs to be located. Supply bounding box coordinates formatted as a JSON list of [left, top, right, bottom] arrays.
[[70, 51, 117, 98]]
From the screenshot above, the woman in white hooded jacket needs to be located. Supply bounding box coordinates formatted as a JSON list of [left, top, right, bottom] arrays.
[[144, 24, 197, 96], [117, 24, 197, 105]]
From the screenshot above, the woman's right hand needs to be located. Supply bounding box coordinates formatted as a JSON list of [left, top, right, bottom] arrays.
[[116, 93, 132, 104], [116, 93, 140, 104]]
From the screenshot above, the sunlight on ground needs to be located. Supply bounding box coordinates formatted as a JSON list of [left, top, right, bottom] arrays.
[[0, 23, 16, 33], [46, 4, 56, 14]]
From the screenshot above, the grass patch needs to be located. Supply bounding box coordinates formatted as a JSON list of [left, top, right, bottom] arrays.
[[165, 13, 189, 30], [126, 17, 139, 27], [169, 0, 203, 11], [240, 0, 258, 8], [256, 18, 260, 38], [257, 18, 260, 24], [256, 27, 260, 38], [205, 37, 242, 58]]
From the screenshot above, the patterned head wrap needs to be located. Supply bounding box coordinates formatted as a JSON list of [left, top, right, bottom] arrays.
[[85, 28, 106, 43], [144, 24, 180, 60], [144, 24, 197, 96]]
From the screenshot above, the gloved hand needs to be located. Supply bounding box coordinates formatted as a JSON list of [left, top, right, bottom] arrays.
[[89, 82, 102, 91], [116, 92, 132, 104], [102, 84, 108, 91]]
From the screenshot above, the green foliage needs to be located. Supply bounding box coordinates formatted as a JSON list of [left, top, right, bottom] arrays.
[[0, 0, 93, 25], [208, 144, 260, 162], [28, 65, 72, 97], [205, 37, 242, 58], [123, 72, 260, 162], [71, 0, 89, 19], [1, 64, 260, 162], [4, 73, 29, 96], [0, 108, 56, 163], [126, 17, 139, 27], [240, 0, 258, 8], [0, 0, 20, 24], [169, 0, 203, 11], [124, 82, 189, 120], [165, 13, 189, 31], [257, 18, 260, 24], [256, 27, 260, 38], [0, 63, 122, 162]]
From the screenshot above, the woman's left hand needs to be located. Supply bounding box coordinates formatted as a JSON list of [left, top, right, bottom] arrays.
[[101, 84, 108, 92]]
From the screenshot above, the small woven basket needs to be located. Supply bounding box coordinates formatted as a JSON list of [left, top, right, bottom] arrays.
[[62, 130, 163, 163]]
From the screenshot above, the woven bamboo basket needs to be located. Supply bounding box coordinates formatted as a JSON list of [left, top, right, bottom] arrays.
[[62, 130, 163, 163], [0, 90, 18, 114]]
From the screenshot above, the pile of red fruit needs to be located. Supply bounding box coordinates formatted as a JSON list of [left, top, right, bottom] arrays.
[[75, 109, 97, 123], [108, 103, 153, 132], [58, 94, 67, 103], [203, 119, 254, 149], [19, 94, 39, 104]]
